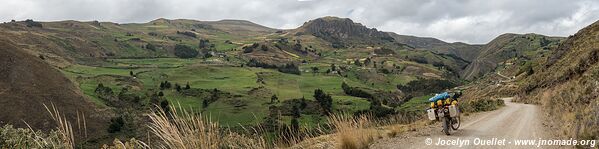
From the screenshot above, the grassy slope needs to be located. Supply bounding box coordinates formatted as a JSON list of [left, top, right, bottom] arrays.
[[515, 21, 599, 140], [462, 33, 564, 80], [62, 57, 397, 126], [1, 18, 462, 131]]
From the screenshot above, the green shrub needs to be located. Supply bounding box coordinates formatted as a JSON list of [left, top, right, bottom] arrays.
[[341, 82, 373, 99], [174, 44, 198, 58], [199, 39, 210, 49], [242, 43, 260, 53], [146, 43, 157, 51], [260, 44, 269, 51], [94, 83, 113, 99], [0, 125, 64, 148], [108, 117, 125, 133], [277, 63, 301, 75], [176, 31, 197, 38], [314, 89, 333, 115]]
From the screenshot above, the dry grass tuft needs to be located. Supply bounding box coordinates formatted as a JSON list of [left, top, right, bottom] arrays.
[[328, 114, 379, 149], [21, 103, 77, 148], [12, 103, 425, 149], [42, 103, 75, 148], [146, 105, 269, 149]]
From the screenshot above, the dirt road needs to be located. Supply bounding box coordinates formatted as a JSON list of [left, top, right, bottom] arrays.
[[371, 98, 555, 149]]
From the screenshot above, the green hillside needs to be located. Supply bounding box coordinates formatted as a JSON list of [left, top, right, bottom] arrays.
[[0, 16, 569, 147]]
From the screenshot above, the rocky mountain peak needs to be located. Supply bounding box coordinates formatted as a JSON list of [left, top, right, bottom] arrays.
[[297, 16, 393, 43]]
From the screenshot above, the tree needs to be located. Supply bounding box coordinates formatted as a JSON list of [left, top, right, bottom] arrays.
[[202, 99, 209, 108], [330, 64, 336, 72], [185, 82, 191, 90], [150, 93, 161, 106], [364, 58, 371, 66], [290, 118, 300, 132], [164, 81, 172, 89], [146, 43, 157, 51], [341, 82, 373, 98], [246, 58, 277, 69], [277, 63, 301, 75], [291, 104, 301, 118], [354, 59, 362, 66], [331, 41, 345, 49], [174, 44, 199, 58], [148, 32, 158, 36], [129, 71, 134, 77], [159, 82, 165, 90], [314, 89, 333, 115], [177, 31, 197, 38], [260, 45, 269, 51], [379, 68, 390, 74], [263, 105, 281, 132], [311, 67, 319, 75], [208, 88, 220, 103], [271, 94, 279, 103], [158, 91, 164, 97], [175, 83, 182, 92], [243, 47, 254, 53], [341, 82, 350, 92], [95, 83, 114, 99], [242, 43, 259, 53], [160, 100, 171, 115], [526, 66, 534, 76], [108, 116, 124, 133], [199, 39, 210, 49], [300, 97, 307, 109], [160, 81, 174, 90]]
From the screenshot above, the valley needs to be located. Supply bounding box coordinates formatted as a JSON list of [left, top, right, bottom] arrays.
[[0, 15, 596, 148]]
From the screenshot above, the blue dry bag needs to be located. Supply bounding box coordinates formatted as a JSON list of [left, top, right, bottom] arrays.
[[428, 92, 450, 102]]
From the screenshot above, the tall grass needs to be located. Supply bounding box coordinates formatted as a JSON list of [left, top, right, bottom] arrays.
[[145, 105, 269, 149], [145, 106, 405, 149], [20, 103, 77, 148], [10, 103, 419, 149], [148, 109, 393, 149], [328, 114, 380, 149], [43, 103, 75, 148]]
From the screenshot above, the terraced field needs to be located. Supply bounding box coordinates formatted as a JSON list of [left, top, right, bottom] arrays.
[[61, 57, 410, 126]]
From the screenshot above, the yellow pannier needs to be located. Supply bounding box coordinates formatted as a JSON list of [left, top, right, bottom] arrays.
[[451, 100, 458, 105]]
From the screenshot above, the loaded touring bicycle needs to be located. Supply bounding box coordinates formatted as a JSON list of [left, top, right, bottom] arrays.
[[427, 92, 461, 135]]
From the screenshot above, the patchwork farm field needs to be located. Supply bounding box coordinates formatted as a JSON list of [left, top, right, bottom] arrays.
[[1, 12, 582, 149], [60, 57, 403, 126]]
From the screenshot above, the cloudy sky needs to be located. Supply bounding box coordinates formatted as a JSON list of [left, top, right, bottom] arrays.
[[1, 0, 599, 44]]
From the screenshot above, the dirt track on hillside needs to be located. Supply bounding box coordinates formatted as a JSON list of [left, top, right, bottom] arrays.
[[371, 98, 562, 149]]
